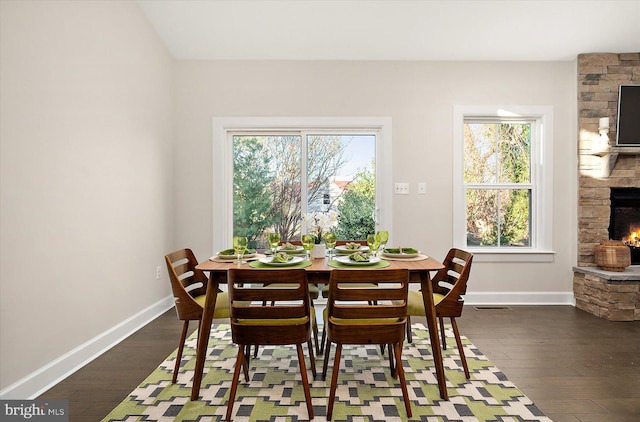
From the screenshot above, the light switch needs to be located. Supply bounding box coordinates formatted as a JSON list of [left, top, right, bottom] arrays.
[[394, 183, 409, 194]]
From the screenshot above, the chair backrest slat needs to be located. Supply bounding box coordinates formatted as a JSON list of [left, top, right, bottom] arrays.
[[227, 269, 312, 346], [327, 269, 409, 324], [164, 248, 206, 321], [433, 248, 473, 316]]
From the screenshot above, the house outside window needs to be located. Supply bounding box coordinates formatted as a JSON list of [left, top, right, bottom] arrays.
[[453, 106, 554, 262]]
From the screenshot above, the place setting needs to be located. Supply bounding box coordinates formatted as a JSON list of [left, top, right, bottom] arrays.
[[328, 232, 391, 269], [379, 246, 430, 261], [249, 232, 312, 269], [209, 236, 264, 263]]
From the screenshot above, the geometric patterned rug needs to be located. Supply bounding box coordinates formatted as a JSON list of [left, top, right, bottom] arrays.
[[102, 323, 552, 421]]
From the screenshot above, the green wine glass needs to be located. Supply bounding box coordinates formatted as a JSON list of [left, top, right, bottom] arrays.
[[377, 230, 389, 252], [268, 232, 281, 255], [233, 236, 248, 264], [324, 233, 337, 261], [301, 234, 315, 260], [367, 233, 381, 258]]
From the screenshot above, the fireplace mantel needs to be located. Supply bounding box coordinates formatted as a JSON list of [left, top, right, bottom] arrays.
[[586, 146, 640, 178]]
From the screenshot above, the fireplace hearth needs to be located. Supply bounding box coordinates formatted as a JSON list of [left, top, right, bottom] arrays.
[[609, 188, 640, 264]]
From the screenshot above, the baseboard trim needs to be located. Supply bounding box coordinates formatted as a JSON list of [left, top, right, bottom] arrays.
[[0, 296, 174, 399], [464, 291, 575, 305]]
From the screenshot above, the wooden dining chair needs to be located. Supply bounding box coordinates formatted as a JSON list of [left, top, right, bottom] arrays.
[[225, 268, 316, 421], [164, 248, 230, 384], [405, 248, 474, 378], [261, 241, 321, 354], [322, 269, 411, 420]]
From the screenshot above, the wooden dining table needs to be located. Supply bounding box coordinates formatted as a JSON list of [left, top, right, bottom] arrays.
[[192, 254, 449, 401]]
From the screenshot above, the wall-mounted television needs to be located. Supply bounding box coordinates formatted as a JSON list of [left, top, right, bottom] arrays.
[[616, 84, 640, 147]]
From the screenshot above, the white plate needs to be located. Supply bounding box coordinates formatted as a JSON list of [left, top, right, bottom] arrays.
[[335, 245, 370, 254], [335, 256, 381, 266], [259, 256, 304, 266], [381, 249, 420, 259]]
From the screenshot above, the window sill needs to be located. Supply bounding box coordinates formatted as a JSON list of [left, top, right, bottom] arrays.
[[465, 249, 556, 263]]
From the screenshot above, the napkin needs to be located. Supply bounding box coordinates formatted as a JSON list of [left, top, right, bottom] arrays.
[[349, 251, 370, 262], [384, 247, 418, 254], [218, 248, 255, 256], [345, 242, 361, 250], [272, 252, 293, 263], [280, 242, 299, 251]]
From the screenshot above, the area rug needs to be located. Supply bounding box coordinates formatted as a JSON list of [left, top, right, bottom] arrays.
[[103, 323, 551, 421]]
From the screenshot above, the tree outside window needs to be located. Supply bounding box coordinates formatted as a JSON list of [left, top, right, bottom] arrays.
[[464, 121, 532, 247], [232, 133, 376, 249]]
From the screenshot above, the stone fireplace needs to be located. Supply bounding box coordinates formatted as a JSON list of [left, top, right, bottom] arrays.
[[573, 53, 640, 321]]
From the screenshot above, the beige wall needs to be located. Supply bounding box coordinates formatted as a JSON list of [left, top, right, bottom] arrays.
[[174, 60, 578, 297], [0, 1, 174, 392], [0, 0, 580, 397]]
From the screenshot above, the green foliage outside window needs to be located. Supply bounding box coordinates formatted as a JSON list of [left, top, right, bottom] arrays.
[[335, 168, 375, 241], [233, 137, 275, 249], [464, 122, 531, 247]]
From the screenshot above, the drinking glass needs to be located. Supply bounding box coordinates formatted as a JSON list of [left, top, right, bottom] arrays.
[[233, 236, 248, 264], [367, 234, 381, 258], [324, 233, 337, 261], [377, 230, 389, 252], [301, 234, 315, 260], [268, 232, 281, 255]]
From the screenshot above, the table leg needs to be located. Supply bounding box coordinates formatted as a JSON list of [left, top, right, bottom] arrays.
[[420, 272, 448, 400], [190, 273, 219, 401]]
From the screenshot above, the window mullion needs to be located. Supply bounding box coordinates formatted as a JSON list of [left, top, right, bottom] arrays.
[[300, 130, 309, 235]]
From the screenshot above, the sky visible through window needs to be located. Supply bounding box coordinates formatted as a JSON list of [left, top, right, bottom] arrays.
[[335, 135, 375, 181]]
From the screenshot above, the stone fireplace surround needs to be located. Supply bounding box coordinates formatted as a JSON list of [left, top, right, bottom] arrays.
[[573, 53, 640, 321]]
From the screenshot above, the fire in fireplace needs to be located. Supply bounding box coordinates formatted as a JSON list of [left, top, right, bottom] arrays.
[[609, 188, 640, 265]]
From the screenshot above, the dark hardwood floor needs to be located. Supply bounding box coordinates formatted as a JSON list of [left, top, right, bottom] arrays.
[[38, 306, 640, 421]]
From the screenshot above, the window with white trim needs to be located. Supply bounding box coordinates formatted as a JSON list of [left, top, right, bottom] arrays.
[[453, 106, 554, 261], [212, 117, 393, 253]]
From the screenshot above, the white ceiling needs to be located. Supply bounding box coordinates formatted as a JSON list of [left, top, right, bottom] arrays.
[[136, 0, 640, 61]]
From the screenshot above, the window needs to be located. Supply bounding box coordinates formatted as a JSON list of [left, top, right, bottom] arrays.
[[212, 117, 392, 252], [453, 106, 554, 262]]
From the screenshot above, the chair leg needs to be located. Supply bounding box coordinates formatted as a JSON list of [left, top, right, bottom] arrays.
[[172, 320, 190, 384], [240, 345, 251, 382], [307, 340, 317, 378], [225, 346, 245, 421], [312, 319, 321, 355], [394, 342, 412, 418], [327, 343, 343, 421], [320, 325, 327, 355], [406, 316, 413, 343], [439, 316, 447, 350], [322, 340, 332, 381], [388, 344, 396, 379], [296, 344, 315, 420], [450, 317, 470, 379]]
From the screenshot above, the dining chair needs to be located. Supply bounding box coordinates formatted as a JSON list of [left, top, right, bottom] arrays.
[[164, 248, 231, 384], [322, 269, 411, 420], [405, 248, 474, 378], [225, 268, 316, 421]]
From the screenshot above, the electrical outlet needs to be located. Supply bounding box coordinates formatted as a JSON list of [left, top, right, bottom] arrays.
[[394, 182, 409, 195], [418, 182, 427, 194], [156, 266, 162, 280]]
